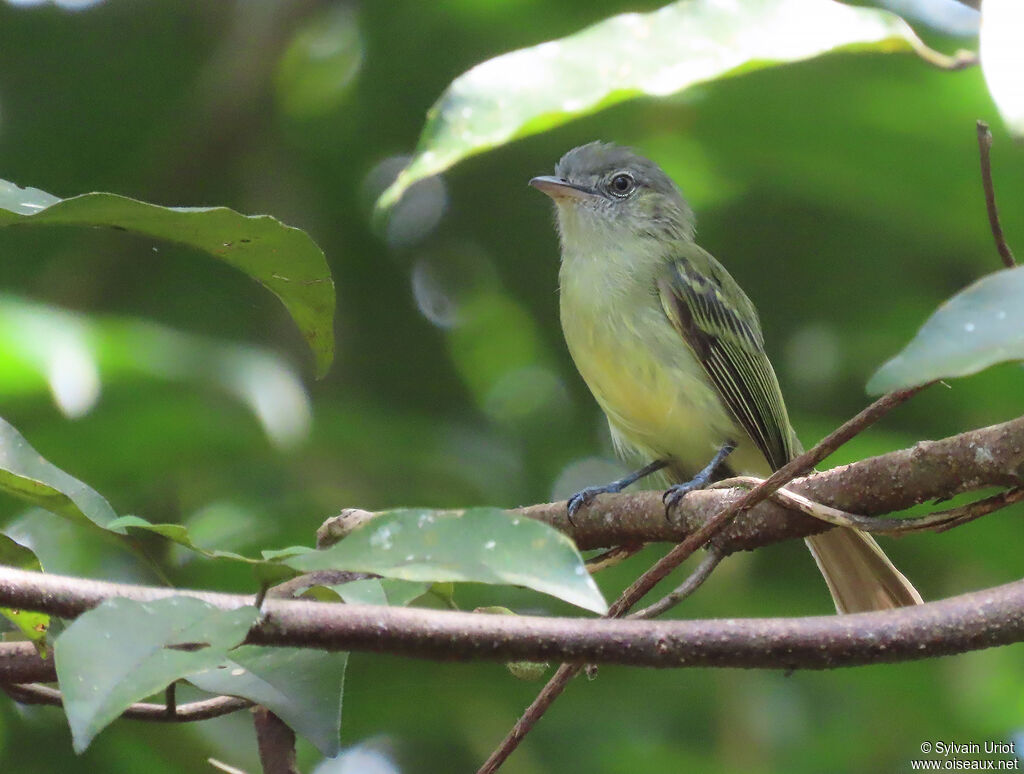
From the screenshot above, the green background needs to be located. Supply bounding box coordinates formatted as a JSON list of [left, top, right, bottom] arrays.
[[0, 1, 1021, 772]]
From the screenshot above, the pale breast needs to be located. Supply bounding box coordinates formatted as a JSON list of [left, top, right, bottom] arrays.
[[559, 276, 751, 475]]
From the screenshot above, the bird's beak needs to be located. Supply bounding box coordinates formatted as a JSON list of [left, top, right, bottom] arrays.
[[529, 176, 596, 202]]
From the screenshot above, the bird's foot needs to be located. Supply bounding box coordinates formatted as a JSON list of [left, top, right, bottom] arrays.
[[662, 441, 737, 521], [662, 479, 702, 515], [565, 459, 669, 526], [567, 483, 620, 524]]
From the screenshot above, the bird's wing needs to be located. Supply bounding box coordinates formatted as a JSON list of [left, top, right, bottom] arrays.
[[657, 251, 795, 470]]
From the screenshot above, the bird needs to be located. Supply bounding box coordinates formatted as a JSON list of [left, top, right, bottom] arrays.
[[530, 141, 921, 613]]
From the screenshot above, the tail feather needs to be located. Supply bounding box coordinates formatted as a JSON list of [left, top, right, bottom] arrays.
[[805, 528, 922, 614]]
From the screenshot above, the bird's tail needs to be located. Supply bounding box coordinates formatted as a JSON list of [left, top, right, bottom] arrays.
[[804, 528, 922, 613]]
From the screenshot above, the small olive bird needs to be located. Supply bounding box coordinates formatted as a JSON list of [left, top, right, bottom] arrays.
[[530, 142, 921, 613]]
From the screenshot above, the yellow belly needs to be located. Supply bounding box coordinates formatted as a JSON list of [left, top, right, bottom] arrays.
[[562, 300, 771, 479]]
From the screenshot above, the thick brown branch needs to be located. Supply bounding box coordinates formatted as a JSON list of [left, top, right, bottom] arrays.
[[328, 414, 1024, 553], [1, 567, 1023, 678]]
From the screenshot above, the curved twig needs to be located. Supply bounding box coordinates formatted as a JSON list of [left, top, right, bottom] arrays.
[[717, 477, 1024, 535], [1, 681, 251, 721], [977, 120, 1016, 267], [628, 547, 725, 620]]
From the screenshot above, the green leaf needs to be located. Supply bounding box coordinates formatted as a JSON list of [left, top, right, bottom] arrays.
[[377, 0, 923, 209], [867, 266, 1024, 395], [189, 646, 348, 757], [0, 534, 50, 649], [0, 179, 334, 377], [286, 508, 607, 614], [980, 0, 1024, 136], [0, 416, 117, 529], [330, 578, 430, 607], [54, 597, 258, 753], [105, 515, 258, 563]]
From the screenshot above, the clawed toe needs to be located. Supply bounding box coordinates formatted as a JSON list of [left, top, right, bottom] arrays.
[[662, 483, 695, 520], [567, 484, 615, 525], [566, 491, 592, 524]]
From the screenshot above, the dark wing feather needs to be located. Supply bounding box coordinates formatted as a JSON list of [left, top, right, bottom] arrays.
[[657, 252, 795, 470]]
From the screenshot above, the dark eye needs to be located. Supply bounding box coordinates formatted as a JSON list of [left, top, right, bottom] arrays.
[[608, 173, 635, 197]]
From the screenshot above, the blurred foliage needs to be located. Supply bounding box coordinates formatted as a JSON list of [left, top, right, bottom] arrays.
[[0, 1, 1022, 773]]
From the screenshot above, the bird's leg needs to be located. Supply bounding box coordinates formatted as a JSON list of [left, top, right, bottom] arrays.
[[662, 441, 736, 519], [566, 459, 669, 524]]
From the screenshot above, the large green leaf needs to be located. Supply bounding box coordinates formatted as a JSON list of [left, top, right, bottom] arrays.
[[868, 266, 1024, 394], [54, 597, 258, 753], [0, 179, 334, 377], [377, 0, 924, 209], [0, 534, 49, 649], [189, 646, 348, 757], [0, 416, 117, 529], [286, 507, 607, 614]]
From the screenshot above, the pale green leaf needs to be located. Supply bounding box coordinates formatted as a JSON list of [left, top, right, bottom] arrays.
[[105, 515, 260, 563], [0, 180, 334, 377], [330, 578, 430, 607], [868, 266, 1024, 394], [286, 508, 607, 614], [189, 646, 348, 757], [377, 0, 923, 209], [54, 597, 258, 752]]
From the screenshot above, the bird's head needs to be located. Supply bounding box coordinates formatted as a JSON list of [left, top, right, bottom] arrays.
[[530, 142, 695, 249]]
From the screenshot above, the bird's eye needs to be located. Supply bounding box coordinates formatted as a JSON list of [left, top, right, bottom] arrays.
[[608, 173, 635, 197]]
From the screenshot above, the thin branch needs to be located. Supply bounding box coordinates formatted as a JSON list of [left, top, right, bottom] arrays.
[[476, 662, 579, 774], [253, 706, 299, 774], [907, 40, 977, 72], [719, 477, 1024, 536], [165, 682, 177, 718], [1, 568, 1024, 674], [478, 548, 725, 774], [1, 682, 251, 721], [629, 548, 725, 620], [209, 759, 250, 774], [265, 570, 375, 600], [977, 120, 1016, 268], [584, 543, 644, 572]]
